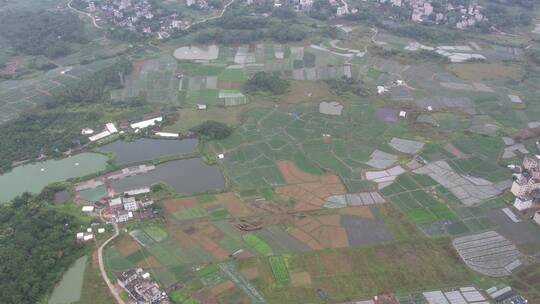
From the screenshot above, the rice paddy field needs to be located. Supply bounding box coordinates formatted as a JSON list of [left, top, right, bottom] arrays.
[[23, 13, 539, 304]]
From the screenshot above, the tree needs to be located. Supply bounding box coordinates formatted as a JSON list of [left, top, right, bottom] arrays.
[[244, 72, 290, 95], [191, 121, 232, 140], [326, 76, 371, 97], [0, 10, 87, 58], [267, 24, 307, 43], [0, 194, 86, 303], [272, 7, 297, 19]]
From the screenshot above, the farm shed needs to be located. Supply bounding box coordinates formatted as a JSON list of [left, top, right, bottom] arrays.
[[219, 91, 247, 106]]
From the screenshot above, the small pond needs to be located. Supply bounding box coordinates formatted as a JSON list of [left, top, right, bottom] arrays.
[[79, 185, 107, 202], [111, 158, 225, 194], [48, 255, 88, 304], [100, 138, 198, 165], [0, 153, 109, 203]]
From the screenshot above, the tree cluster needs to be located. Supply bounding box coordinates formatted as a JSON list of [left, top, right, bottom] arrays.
[[0, 111, 96, 171], [55, 58, 132, 104], [192, 14, 307, 45], [243, 72, 290, 95], [309, 0, 337, 20], [326, 76, 371, 97], [0, 193, 86, 303], [191, 120, 232, 140], [0, 10, 87, 58], [480, 4, 532, 30], [0, 58, 133, 170]]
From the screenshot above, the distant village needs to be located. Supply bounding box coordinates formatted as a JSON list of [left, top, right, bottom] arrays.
[[378, 0, 487, 29], [510, 155, 540, 221], [79, 0, 359, 35], [79, 0, 210, 37]]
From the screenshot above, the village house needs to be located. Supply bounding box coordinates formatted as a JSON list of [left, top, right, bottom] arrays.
[[123, 197, 139, 211], [510, 155, 540, 211], [114, 210, 132, 222], [116, 268, 166, 303]]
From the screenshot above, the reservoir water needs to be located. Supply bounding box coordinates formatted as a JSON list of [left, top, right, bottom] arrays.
[[111, 158, 225, 194], [100, 138, 198, 165], [0, 153, 109, 202]]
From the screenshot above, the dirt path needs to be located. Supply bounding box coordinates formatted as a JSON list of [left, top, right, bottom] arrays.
[[185, 0, 237, 30], [98, 209, 125, 304], [68, 0, 103, 29]]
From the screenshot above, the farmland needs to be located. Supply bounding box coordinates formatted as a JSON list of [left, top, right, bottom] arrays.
[[4, 1, 540, 303]]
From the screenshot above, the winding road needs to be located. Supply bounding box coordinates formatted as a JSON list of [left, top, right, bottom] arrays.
[[98, 210, 125, 304], [185, 0, 238, 30], [68, 0, 103, 29]]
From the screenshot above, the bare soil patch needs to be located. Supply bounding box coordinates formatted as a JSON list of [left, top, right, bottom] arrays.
[[241, 267, 260, 280], [136, 255, 162, 268], [163, 198, 198, 214], [446, 63, 524, 81], [211, 280, 236, 296], [339, 206, 374, 219], [116, 234, 141, 256], [280, 80, 337, 104], [277, 160, 319, 184], [276, 174, 346, 211], [290, 271, 312, 287], [444, 143, 467, 159]]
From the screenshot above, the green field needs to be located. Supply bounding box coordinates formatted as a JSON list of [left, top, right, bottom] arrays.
[[268, 255, 290, 284], [243, 234, 273, 256], [143, 225, 168, 242], [173, 206, 209, 221], [218, 67, 246, 82], [390, 190, 458, 225], [252, 239, 476, 303]]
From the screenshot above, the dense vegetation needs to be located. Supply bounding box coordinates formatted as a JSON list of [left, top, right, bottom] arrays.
[[482, 4, 532, 29], [0, 10, 87, 58], [309, 0, 336, 20], [191, 121, 232, 140], [193, 14, 307, 44], [55, 58, 132, 104], [0, 57, 134, 171], [0, 193, 86, 304], [326, 77, 371, 97], [0, 111, 96, 171], [244, 72, 290, 95]]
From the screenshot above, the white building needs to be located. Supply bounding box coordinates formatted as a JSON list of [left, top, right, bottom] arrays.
[[88, 122, 118, 142], [105, 123, 118, 134], [115, 210, 131, 223], [82, 206, 95, 213], [124, 188, 151, 196], [534, 211, 540, 225], [123, 197, 139, 211], [81, 128, 94, 135], [109, 197, 123, 209], [140, 198, 154, 208], [130, 117, 163, 130], [155, 132, 179, 138]]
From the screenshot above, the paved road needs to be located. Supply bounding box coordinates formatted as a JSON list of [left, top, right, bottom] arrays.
[[185, 0, 237, 29], [68, 0, 103, 29], [98, 210, 125, 304]]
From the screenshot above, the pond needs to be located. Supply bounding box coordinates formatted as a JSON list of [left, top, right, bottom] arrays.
[[0, 153, 109, 203], [48, 255, 88, 304], [173, 45, 219, 60], [79, 185, 107, 202], [111, 158, 225, 194], [100, 138, 198, 165]]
